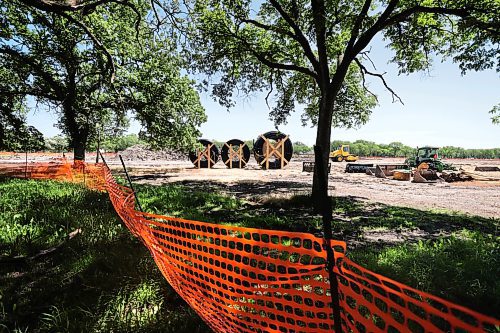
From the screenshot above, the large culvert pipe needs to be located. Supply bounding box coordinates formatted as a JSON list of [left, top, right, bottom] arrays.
[[189, 139, 219, 168], [221, 139, 251, 169], [253, 131, 293, 169]]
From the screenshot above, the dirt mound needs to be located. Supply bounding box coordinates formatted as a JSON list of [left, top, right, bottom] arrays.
[[118, 144, 187, 161]]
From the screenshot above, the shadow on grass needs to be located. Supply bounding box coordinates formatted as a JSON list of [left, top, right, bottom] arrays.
[[1, 178, 498, 330], [133, 181, 498, 318], [134, 180, 497, 244], [0, 179, 207, 333]]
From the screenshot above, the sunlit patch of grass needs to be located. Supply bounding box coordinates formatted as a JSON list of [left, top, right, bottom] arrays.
[[0, 179, 122, 257], [95, 281, 163, 332], [350, 230, 499, 318], [39, 305, 71, 332], [136, 183, 243, 220], [259, 194, 312, 208]]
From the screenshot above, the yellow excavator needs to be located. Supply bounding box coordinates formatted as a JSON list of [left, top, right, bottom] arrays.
[[330, 144, 358, 162]]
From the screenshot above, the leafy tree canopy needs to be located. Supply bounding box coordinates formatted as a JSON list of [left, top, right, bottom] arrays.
[[44, 135, 70, 152], [490, 103, 500, 125], [0, 124, 45, 151], [0, 0, 206, 160], [186, 0, 499, 129]]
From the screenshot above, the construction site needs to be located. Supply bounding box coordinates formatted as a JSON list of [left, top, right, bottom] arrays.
[[2, 141, 499, 219], [1, 138, 499, 333]]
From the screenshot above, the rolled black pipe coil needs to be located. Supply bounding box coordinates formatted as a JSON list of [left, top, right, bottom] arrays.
[[189, 139, 219, 168], [253, 131, 293, 169], [220, 139, 251, 168]]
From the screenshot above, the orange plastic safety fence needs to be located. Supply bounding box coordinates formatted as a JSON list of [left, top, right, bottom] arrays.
[[338, 258, 499, 333], [0, 160, 498, 333], [0, 160, 74, 180]]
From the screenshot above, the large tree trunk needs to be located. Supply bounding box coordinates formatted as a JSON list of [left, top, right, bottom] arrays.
[[63, 102, 88, 161], [312, 93, 334, 214], [312, 92, 344, 333], [73, 136, 86, 161]]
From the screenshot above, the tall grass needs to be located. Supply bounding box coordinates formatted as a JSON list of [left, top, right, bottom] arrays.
[[0, 178, 207, 333], [350, 231, 499, 316]]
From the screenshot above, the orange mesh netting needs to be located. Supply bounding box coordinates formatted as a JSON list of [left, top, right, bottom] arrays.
[[0, 159, 498, 333]]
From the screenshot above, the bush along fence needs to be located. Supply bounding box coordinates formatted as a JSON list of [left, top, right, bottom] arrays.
[[0, 159, 498, 333]]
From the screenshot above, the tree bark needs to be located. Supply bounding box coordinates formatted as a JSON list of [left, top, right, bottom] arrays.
[[63, 101, 88, 161], [73, 137, 86, 161], [312, 93, 334, 213]]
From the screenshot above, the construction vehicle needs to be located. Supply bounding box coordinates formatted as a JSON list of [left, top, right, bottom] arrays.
[[404, 146, 455, 172], [330, 145, 358, 162]]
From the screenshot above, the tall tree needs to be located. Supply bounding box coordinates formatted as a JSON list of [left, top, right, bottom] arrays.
[[0, 0, 206, 160], [186, 0, 499, 223]]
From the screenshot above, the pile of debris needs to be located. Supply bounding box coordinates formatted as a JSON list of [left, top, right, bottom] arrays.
[[440, 171, 474, 182], [345, 145, 500, 184], [364, 165, 498, 183], [118, 144, 187, 161]]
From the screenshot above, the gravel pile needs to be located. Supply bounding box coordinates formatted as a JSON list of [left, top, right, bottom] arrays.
[[118, 144, 187, 161]]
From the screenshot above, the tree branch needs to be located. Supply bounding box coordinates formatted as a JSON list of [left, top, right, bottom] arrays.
[[354, 57, 403, 104], [265, 72, 274, 109], [16, 0, 133, 14], [227, 28, 318, 79], [59, 12, 116, 82], [311, 0, 329, 88], [350, 3, 498, 66], [240, 18, 296, 40], [349, 0, 399, 56], [346, 0, 372, 53], [383, 6, 470, 29], [268, 0, 320, 74], [0, 89, 60, 101], [0, 47, 65, 98]]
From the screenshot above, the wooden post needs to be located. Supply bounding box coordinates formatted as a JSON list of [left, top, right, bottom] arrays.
[[119, 154, 143, 212], [280, 138, 284, 169], [265, 137, 269, 170], [229, 144, 232, 169], [197, 147, 201, 169], [95, 127, 101, 164], [208, 144, 213, 168], [238, 144, 243, 168]]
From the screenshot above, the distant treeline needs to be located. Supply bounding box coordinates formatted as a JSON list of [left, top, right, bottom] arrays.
[[3, 133, 499, 159], [292, 140, 499, 159], [329, 140, 500, 159]]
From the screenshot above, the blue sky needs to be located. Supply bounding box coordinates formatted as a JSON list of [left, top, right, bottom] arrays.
[[27, 39, 499, 149]]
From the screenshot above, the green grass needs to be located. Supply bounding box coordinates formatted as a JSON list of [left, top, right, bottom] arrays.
[[350, 230, 499, 316], [135, 183, 499, 318], [0, 178, 207, 333], [1, 178, 498, 332], [136, 183, 321, 232]]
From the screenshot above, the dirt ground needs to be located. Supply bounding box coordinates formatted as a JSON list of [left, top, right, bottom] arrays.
[[100, 156, 500, 219], [1, 153, 498, 218]]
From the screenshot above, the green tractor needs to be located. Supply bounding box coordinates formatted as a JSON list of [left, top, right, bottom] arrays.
[[404, 146, 455, 172]]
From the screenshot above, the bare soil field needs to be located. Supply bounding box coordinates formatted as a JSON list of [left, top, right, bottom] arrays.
[[103, 156, 500, 219], [2, 153, 499, 218]]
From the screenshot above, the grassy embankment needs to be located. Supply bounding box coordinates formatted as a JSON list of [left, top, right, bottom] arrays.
[[1, 178, 498, 332]]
